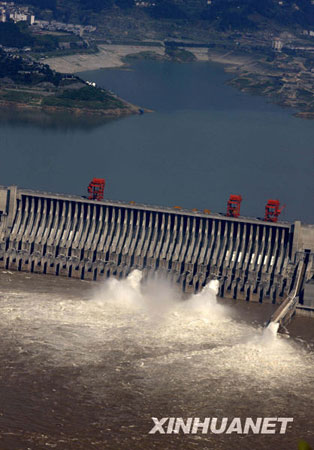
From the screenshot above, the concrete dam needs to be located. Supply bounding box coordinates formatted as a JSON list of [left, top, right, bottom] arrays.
[[0, 185, 313, 304]]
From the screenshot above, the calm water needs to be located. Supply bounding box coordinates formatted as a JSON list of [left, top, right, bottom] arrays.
[[0, 60, 313, 223]]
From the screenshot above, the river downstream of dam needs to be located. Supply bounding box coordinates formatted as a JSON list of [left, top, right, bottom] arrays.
[[0, 270, 313, 449]]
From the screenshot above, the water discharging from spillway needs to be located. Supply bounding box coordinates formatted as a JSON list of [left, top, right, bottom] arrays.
[[0, 270, 311, 381], [0, 270, 314, 448]]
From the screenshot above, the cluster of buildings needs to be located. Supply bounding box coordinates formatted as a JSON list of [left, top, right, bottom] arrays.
[[272, 38, 283, 52], [135, 1, 155, 7], [0, 2, 96, 37], [0, 1, 35, 24], [303, 29, 314, 37], [32, 20, 96, 37]]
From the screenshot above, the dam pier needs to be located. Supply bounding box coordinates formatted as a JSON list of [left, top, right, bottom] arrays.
[[0, 185, 313, 305]]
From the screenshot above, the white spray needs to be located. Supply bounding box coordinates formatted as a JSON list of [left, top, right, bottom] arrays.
[[1, 270, 312, 390]]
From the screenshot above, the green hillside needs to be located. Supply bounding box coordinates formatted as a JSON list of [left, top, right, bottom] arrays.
[[14, 0, 314, 29]]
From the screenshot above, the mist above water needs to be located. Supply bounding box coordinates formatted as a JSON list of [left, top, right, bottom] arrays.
[[0, 270, 313, 395], [93, 270, 225, 321]]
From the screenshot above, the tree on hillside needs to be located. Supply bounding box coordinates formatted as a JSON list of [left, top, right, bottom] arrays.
[[150, 0, 187, 19], [0, 22, 34, 47], [116, 0, 135, 9], [15, 0, 57, 10], [78, 0, 114, 11]]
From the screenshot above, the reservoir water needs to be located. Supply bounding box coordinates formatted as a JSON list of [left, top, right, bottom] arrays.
[[0, 60, 313, 223]]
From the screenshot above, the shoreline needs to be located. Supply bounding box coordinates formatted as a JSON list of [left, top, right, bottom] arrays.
[[8, 43, 314, 120], [0, 96, 150, 119], [45, 44, 165, 73], [44, 44, 314, 120], [44, 44, 210, 73], [0, 44, 151, 121]]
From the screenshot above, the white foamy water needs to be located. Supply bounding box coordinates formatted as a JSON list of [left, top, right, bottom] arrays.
[[264, 321, 280, 337], [0, 269, 313, 397], [1, 268, 314, 450]]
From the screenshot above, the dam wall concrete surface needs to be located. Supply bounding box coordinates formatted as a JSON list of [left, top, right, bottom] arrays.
[[0, 185, 313, 303]]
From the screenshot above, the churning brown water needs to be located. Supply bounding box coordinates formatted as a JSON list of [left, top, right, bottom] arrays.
[[0, 270, 313, 450]]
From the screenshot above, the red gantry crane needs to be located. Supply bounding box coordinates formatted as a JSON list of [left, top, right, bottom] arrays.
[[226, 195, 242, 218], [264, 199, 285, 222], [87, 178, 105, 201]]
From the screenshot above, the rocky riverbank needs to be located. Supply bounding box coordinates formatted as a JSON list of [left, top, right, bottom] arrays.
[[44, 40, 314, 120], [207, 47, 314, 119]]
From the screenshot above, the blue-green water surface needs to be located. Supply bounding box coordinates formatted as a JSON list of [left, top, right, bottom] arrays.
[[0, 60, 313, 222]]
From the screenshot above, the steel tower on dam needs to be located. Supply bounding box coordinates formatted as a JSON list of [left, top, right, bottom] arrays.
[[0, 185, 313, 303]]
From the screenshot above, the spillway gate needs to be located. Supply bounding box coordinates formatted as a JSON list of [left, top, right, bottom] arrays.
[[0, 185, 313, 303]]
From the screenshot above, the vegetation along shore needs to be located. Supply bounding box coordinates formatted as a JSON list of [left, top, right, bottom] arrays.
[[0, 0, 314, 119]]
